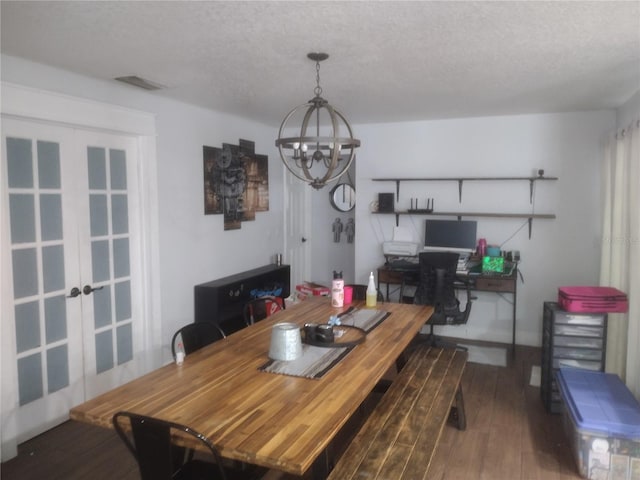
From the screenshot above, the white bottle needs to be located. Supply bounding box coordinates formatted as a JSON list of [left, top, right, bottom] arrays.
[[366, 272, 377, 308], [331, 271, 344, 308]]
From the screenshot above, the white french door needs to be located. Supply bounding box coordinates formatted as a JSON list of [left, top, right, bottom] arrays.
[[1, 118, 144, 454], [284, 169, 312, 288], [74, 129, 144, 398]]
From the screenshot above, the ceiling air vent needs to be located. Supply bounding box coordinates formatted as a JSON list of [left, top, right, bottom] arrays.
[[114, 75, 165, 91]]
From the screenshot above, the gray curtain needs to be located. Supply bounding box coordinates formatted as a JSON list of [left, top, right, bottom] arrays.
[[600, 118, 640, 397]]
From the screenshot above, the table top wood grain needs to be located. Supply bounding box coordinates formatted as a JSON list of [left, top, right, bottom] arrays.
[[69, 296, 432, 476]]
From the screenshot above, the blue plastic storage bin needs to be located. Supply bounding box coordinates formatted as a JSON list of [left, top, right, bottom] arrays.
[[557, 368, 640, 479]]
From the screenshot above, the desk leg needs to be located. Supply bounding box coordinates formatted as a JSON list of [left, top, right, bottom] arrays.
[[512, 288, 517, 357]]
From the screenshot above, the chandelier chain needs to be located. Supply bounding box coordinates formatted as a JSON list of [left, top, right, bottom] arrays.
[[314, 60, 323, 97]]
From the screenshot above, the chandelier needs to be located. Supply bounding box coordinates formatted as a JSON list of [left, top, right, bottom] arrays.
[[275, 53, 360, 190]]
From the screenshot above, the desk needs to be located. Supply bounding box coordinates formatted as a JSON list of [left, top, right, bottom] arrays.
[[378, 264, 518, 352], [70, 296, 431, 478]]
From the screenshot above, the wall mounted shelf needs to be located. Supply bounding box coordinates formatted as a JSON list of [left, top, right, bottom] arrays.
[[372, 176, 558, 203], [372, 176, 558, 238]]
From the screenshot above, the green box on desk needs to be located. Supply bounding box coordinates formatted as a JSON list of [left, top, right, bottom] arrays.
[[482, 255, 504, 273], [557, 368, 640, 479]]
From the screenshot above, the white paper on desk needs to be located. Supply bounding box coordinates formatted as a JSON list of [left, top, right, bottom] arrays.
[[393, 226, 414, 242]]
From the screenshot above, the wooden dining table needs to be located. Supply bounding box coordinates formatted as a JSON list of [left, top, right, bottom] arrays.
[[69, 296, 432, 478]]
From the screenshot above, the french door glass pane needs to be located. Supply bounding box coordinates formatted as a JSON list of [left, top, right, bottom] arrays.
[[17, 354, 43, 406], [89, 194, 108, 236], [111, 194, 129, 234], [95, 330, 113, 374], [9, 194, 36, 243], [40, 194, 63, 241], [115, 281, 131, 322], [44, 295, 67, 343], [117, 323, 133, 364], [12, 248, 38, 299], [46, 345, 69, 394], [37, 140, 61, 189], [113, 238, 130, 278], [87, 147, 106, 189], [6, 137, 33, 188], [14, 302, 40, 353], [91, 240, 110, 282], [109, 150, 127, 189], [93, 287, 112, 329], [42, 245, 65, 293]]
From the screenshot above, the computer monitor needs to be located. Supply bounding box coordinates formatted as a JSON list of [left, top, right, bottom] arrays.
[[424, 219, 477, 254]]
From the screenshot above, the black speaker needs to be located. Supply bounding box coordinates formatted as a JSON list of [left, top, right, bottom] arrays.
[[378, 193, 395, 213]]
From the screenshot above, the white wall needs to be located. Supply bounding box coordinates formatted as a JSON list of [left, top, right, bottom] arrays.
[[3, 54, 626, 349], [309, 164, 356, 286], [617, 90, 640, 127], [353, 112, 615, 346], [1, 55, 285, 344]]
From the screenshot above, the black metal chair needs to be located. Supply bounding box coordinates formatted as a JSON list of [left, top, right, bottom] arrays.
[[413, 251, 472, 350], [242, 296, 283, 326], [171, 322, 226, 359], [113, 411, 261, 480]]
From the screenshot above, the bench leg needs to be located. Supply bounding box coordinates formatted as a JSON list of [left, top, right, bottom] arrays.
[[395, 351, 408, 372], [453, 384, 466, 431]]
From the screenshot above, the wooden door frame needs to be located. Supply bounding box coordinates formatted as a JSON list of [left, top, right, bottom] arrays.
[[0, 82, 161, 460]]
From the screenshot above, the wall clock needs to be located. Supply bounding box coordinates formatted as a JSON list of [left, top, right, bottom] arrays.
[[329, 183, 355, 212]]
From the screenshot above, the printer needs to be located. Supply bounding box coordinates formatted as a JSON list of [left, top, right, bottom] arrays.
[[382, 226, 420, 256], [383, 241, 419, 256]]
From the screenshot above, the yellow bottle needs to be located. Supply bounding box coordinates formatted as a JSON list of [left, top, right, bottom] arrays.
[[366, 272, 377, 307]]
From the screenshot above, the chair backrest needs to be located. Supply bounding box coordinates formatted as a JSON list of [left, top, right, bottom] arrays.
[[243, 296, 283, 326], [112, 411, 226, 480], [413, 252, 472, 325], [171, 322, 226, 359]]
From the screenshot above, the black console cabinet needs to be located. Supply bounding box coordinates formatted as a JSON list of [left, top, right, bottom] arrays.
[[194, 264, 290, 334]]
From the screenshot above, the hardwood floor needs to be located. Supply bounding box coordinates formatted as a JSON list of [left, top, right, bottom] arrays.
[[1, 344, 582, 480]]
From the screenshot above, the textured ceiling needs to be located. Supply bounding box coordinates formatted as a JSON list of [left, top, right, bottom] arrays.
[[1, 1, 639, 126]]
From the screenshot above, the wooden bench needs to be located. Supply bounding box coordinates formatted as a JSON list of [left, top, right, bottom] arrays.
[[327, 346, 468, 480]]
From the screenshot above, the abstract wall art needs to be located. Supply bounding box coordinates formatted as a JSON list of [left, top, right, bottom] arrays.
[[203, 139, 269, 230]]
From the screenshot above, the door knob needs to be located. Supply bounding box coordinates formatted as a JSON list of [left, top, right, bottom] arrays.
[[67, 287, 82, 298], [83, 285, 104, 295]]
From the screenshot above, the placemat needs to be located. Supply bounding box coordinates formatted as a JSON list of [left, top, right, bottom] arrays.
[[338, 308, 390, 333], [259, 309, 390, 379]]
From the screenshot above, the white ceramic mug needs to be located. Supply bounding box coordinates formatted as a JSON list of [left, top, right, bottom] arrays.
[[269, 323, 302, 361]]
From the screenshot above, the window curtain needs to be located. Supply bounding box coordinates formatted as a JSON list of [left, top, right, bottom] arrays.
[[601, 118, 640, 397]]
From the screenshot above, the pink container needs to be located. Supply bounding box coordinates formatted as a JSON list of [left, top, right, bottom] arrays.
[[558, 286, 628, 313], [343, 286, 353, 305]]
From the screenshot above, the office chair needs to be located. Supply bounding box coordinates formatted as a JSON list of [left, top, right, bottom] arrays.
[[113, 411, 262, 480], [171, 322, 226, 359], [413, 251, 472, 350], [243, 295, 283, 326]]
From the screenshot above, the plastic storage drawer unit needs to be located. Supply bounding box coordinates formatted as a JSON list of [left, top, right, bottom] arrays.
[[557, 368, 640, 480], [541, 302, 607, 414]]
